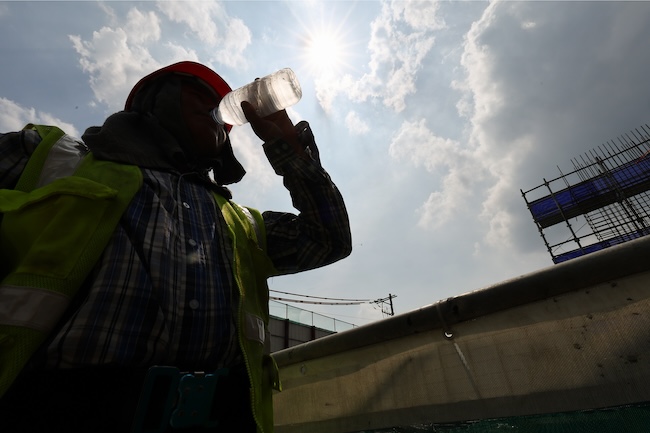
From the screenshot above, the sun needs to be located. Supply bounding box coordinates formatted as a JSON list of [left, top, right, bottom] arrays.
[[305, 30, 344, 75], [288, 1, 359, 81], [299, 22, 354, 79]]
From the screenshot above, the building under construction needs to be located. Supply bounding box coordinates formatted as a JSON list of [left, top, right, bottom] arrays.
[[522, 124, 650, 264]]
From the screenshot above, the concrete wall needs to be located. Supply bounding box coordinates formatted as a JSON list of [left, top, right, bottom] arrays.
[[269, 316, 335, 353]]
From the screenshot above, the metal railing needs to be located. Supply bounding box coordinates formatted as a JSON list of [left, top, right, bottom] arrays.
[[269, 300, 356, 333]]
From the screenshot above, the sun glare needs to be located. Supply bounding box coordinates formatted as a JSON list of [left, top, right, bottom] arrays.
[[306, 31, 344, 75], [288, 2, 361, 81]]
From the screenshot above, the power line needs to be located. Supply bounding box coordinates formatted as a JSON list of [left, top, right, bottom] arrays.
[[270, 296, 365, 305], [269, 289, 374, 303], [269, 290, 397, 317]]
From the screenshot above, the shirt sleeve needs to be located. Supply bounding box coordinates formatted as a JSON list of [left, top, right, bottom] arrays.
[[261, 121, 352, 274], [0, 129, 41, 189]]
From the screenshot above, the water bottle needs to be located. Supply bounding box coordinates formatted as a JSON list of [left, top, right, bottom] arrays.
[[211, 68, 302, 126]]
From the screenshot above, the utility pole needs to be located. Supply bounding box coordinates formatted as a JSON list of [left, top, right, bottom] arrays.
[[373, 294, 396, 317]]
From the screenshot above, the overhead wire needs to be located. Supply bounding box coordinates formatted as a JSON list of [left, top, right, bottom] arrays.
[[269, 289, 374, 303], [270, 296, 365, 305], [269, 289, 395, 318]]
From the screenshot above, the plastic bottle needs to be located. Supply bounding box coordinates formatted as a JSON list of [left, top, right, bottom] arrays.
[[211, 68, 302, 126]]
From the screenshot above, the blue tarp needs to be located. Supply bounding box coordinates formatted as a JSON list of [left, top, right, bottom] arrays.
[[553, 227, 650, 263], [528, 157, 650, 228]]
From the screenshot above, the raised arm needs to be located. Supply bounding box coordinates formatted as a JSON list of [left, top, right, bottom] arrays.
[[242, 103, 352, 274]]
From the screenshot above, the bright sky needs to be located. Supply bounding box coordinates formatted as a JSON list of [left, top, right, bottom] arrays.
[[2, 1, 650, 327]]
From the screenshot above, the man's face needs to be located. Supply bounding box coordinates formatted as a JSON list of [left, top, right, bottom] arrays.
[[180, 78, 228, 159]]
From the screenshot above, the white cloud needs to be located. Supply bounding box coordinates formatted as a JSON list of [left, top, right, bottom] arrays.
[[162, 42, 200, 63], [0, 98, 35, 131], [389, 118, 483, 229], [69, 7, 162, 111], [416, 171, 469, 230], [398, 0, 447, 32], [313, 77, 338, 114], [157, 1, 224, 45], [124, 8, 161, 45], [68, 2, 252, 112], [157, 1, 251, 69], [214, 17, 252, 69], [0, 98, 79, 137], [316, 0, 444, 113], [316, 74, 359, 113], [365, 0, 441, 112], [345, 111, 370, 136], [389, 118, 463, 172]]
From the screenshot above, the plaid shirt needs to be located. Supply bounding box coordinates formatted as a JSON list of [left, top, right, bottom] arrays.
[[0, 123, 351, 370]]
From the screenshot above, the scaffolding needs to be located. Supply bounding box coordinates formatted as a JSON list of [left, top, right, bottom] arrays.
[[521, 124, 650, 264]]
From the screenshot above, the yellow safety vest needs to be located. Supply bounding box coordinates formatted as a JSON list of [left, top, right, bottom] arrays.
[[0, 124, 280, 432], [216, 195, 281, 433]]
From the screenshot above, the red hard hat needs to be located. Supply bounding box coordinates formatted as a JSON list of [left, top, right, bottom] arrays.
[[124, 61, 233, 130]]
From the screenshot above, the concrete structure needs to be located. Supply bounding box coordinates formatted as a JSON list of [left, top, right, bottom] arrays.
[[272, 235, 650, 433]]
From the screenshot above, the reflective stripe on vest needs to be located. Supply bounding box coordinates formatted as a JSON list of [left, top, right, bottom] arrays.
[[0, 285, 69, 332], [37, 133, 88, 187], [244, 312, 266, 346]]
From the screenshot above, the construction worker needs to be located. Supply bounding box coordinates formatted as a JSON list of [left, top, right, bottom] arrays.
[[0, 62, 352, 432]]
